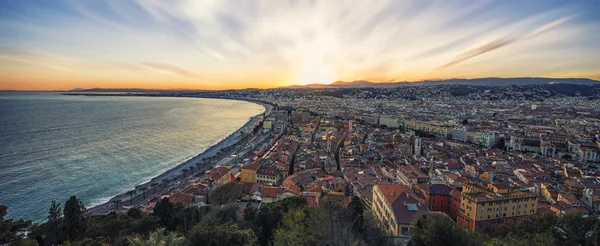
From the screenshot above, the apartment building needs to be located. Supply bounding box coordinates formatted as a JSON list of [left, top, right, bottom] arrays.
[[457, 183, 538, 233], [372, 184, 429, 236]]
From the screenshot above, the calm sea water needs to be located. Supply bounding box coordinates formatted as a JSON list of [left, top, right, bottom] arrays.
[[0, 93, 264, 221]]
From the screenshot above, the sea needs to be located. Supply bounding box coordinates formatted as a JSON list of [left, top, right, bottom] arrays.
[[0, 92, 265, 221]]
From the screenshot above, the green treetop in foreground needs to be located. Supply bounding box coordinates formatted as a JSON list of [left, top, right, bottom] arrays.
[[3, 195, 600, 246], [409, 212, 600, 246], [2, 195, 392, 246]]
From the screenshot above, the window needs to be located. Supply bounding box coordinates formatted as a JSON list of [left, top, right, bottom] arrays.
[[401, 227, 409, 236]]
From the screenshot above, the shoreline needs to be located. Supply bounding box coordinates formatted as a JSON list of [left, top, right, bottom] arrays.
[[86, 96, 271, 215]]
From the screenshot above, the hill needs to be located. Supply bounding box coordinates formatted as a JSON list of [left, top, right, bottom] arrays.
[[289, 77, 600, 88]]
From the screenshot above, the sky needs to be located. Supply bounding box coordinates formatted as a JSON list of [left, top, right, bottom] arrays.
[[1, 0, 599, 90]]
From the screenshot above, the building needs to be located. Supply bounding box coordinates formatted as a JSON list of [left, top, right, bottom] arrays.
[[457, 183, 538, 233], [380, 116, 401, 128], [372, 184, 429, 236], [413, 136, 422, 156], [208, 167, 231, 188], [427, 184, 461, 221], [256, 165, 283, 185], [261, 187, 297, 203], [263, 120, 274, 132], [452, 127, 467, 142], [404, 120, 451, 137], [475, 131, 495, 147], [240, 161, 259, 183], [396, 165, 429, 185]]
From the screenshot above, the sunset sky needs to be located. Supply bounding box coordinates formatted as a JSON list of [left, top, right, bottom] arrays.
[[1, 0, 599, 90]]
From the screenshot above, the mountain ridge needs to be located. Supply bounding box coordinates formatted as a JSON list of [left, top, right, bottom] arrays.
[[285, 77, 600, 88]]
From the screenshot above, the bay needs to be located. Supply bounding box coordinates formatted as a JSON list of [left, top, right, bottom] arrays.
[[0, 92, 264, 221]]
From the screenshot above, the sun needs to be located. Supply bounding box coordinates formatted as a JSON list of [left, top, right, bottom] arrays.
[[296, 58, 336, 85]]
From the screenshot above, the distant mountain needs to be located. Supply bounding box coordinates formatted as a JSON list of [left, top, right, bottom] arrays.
[[290, 77, 600, 88], [67, 88, 203, 93]]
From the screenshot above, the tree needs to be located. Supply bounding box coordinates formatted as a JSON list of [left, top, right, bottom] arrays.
[[128, 228, 184, 246], [176, 205, 212, 234], [63, 196, 87, 241], [127, 208, 143, 219], [552, 212, 598, 246], [186, 220, 257, 246], [273, 204, 374, 246], [208, 182, 242, 205], [161, 179, 169, 189], [256, 204, 283, 245], [127, 190, 137, 206], [279, 196, 308, 212], [0, 205, 32, 245], [112, 199, 122, 211], [140, 187, 148, 200], [347, 196, 364, 233], [514, 212, 558, 238], [153, 198, 175, 230], [151, 183, 159, 194], [274, 209, 313, 245], [591, 221, 600, 246], [410, 213, 482, 246], [243, 203, 258, 223], [46, 201, 64, 245]]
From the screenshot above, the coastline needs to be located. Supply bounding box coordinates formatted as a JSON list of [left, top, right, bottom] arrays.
[[87, 96, 271, 215]]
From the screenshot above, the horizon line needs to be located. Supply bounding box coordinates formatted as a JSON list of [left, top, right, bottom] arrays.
[[2, 76, 599, 92]]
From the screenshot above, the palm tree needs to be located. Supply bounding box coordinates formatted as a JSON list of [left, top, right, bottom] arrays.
[[188, 166, 195, 176], [151, 183, 158, 194], [195, 162, 201, 172], [128, 228, 184, 246], [126, 190, 136, 206], [112, 199, 121, 211], [182, 169, 189, 178], [161, 179, 168, 189], [140, 187, 148, 200]]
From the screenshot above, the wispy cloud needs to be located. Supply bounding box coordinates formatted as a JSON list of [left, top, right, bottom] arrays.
[[141, 62, 201, 78], [0, 48, 204, 79], [438, 15, 575, 70]]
